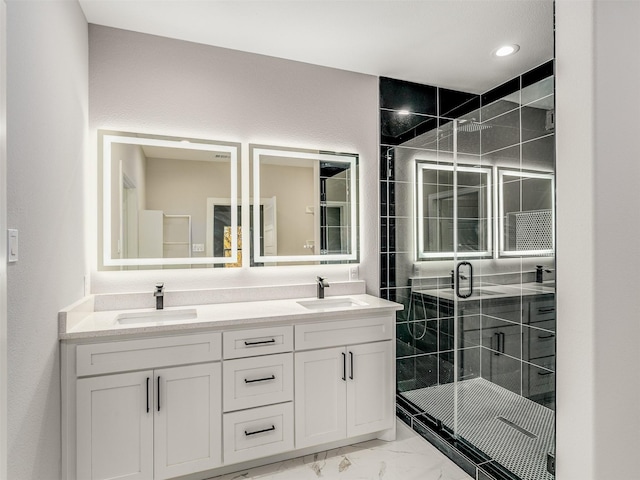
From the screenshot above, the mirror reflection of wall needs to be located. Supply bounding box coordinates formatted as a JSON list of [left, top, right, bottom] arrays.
[[251, 145, 358, 265], [101, 131, 240, 268]]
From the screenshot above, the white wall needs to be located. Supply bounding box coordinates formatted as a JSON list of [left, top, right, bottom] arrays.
[[556, 1, 640, 478], [0, 1, 6, 476], [6, 1, 87, 478], [89, 25, 379, 294]]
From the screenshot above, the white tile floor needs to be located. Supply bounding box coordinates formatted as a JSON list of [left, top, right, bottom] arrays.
[[209, 420, 473, 480]]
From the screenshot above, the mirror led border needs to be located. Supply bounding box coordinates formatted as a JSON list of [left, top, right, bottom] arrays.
[[252, 147, 358, 263], [498, 168, 555, 257], [416, 161, 493, 260], [102, 134, 239, 267]]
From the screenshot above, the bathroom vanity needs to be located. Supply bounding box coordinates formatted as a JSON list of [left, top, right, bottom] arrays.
[[59, 293, 401, 480]]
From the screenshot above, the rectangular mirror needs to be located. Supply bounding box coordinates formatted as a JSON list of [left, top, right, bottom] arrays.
[[416, 161, 493, 259], [498, 169, 554, 256], [101, 131, 240, 268], [251, 145, 358, 264]]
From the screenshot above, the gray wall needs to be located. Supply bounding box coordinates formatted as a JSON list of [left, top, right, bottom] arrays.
[[0, 1, 7, 477], [556, 0, 640, 478], [89, 25, 379, 294], [6, 1, 88, 478]]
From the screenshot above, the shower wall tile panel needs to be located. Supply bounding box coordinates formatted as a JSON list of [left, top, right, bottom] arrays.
[[380, 77, 437, 115]]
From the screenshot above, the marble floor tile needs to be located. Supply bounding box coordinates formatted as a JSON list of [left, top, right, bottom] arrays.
[[209, 420, 473, 480]]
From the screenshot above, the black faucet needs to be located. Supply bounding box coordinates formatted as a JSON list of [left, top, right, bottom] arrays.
[[154, 283, 164, 310], [535, 266, 552, 283], [317, 276, 330, 299]]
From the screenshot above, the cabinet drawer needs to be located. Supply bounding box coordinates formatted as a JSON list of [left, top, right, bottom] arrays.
[[526, 364, 555, 396], [295, 315, 393, 351], [223, 353, 293, 412], [76, 333, 222, 376], [525, 328, 555, 360], [223, 402, 294, 465], [223, 326, 293, 359], [529, 300, 556, 325]]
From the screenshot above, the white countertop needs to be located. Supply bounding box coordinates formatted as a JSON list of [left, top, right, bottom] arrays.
[[59, 294, 403, 341], [413, 281, 555, 302]]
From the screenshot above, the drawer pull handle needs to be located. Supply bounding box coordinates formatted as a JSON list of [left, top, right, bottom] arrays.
[[244, 375, 276, 384], [538, 307, 555, 314], [538, 334, 555, 339], [538, 371, 554, 376], [244, 339, 276, 346], [245, 425, 275, 436]]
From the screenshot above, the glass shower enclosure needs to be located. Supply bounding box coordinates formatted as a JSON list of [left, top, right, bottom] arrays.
[[387, 64, 555, 480]]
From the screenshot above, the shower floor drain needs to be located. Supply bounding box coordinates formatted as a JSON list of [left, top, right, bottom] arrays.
[[402, 378, 554, 480]]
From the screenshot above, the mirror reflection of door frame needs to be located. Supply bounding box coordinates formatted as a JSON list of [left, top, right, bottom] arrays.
[[206, 197, 274, 263], [121, 171, 138, 261]]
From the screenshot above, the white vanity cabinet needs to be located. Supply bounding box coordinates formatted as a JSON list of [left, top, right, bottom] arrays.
[[294, 315, 394, 449], [71, 333, 223, 480], [61, 299, 399, 480]]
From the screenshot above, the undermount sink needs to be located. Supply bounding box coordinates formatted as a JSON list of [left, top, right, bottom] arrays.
[[116, 308, 198, 325], [297, 297, 368, 310]]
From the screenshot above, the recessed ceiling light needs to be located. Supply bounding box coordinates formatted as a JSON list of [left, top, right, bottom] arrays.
[[494, 44, 520, 57]]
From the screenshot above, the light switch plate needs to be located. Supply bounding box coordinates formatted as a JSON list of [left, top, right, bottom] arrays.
[[192, 243, 205, 253], [8, 229, 18, 263]]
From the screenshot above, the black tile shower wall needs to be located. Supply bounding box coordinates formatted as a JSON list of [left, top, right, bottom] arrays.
[[381, 60, 555, 480], [380, 77, 437, 115]]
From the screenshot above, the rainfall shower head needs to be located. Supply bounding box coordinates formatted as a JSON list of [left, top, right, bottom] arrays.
[[457, 119, 492, 132]]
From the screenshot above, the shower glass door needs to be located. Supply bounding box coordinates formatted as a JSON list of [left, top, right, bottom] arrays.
[[448, 78, 556, 480], [392, 65, 555, 480]]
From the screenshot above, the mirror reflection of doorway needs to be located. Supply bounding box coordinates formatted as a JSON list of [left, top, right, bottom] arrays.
[[207, 200, 264, 267]]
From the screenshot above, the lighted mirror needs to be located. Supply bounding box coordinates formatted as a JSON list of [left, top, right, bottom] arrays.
[[100, 131, 240, 268], [498, 169, 554, 256], [251, 145, 358, 264], [416, 161, 492, 259]]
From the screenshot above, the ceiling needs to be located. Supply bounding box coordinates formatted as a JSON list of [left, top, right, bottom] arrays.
[[78, 0, 554, 94]]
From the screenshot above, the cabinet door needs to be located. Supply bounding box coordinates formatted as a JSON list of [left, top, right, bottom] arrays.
[[294, 347, 347, 448], [346, 341, 394, 437], [154, 363, 222, 480], [77, 371, 153, 480]]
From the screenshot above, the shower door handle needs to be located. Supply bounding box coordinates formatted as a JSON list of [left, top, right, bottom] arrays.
[[455, 261, 473, 298]]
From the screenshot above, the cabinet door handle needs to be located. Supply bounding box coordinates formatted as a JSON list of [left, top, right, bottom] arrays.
[[341, 352, 346, 381], [538, 371, 554, 376], [244, 425, 275, 436], [538, 333, 555, 339], [146, 377, 150, 413], [349, 351, 354, 380], [244, 375, 276, 384], [244, 339, 276, 346], [157, 376, 161, 412], [500, 332, 505, 354]]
